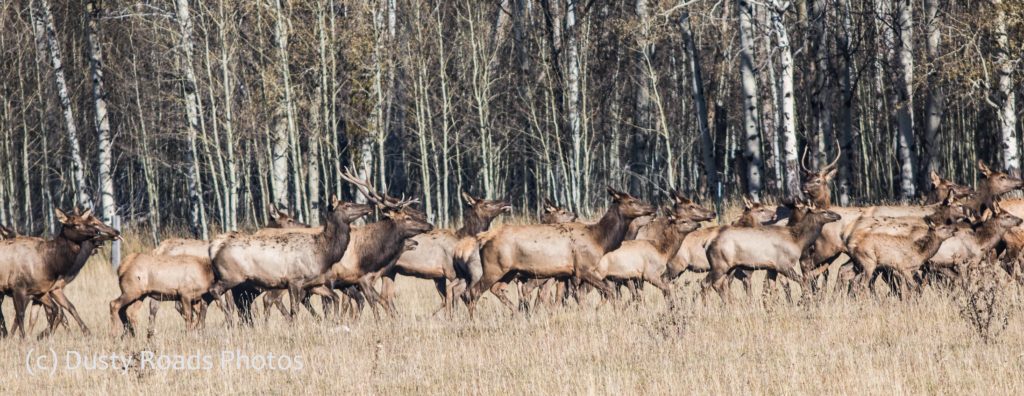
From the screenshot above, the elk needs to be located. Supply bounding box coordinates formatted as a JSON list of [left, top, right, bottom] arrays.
[[632, 190, 715, 240], [845, 221, 957, 296], [541, 199, 578, 224], [963, 160, 1024, 219], [800, 142, 841, 209], [306, 169, 433, 319], [267, 204, 310, 229], [663, 197, 777, 290], [466, 187, 654, 316], [928, 171, 972, 204], [0, 208, 120, 338], [504, 200, 581, 311], [208, 195, 372, 326], [109, 253, 215, 337], [703, 207, 841, 303], [378, 191, 510, 316], [594, 210, 700, 307], [926, 211, 1022, 279]]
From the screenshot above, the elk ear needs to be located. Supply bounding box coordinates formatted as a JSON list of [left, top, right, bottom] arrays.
[[461, 191, 477, 206], [978, 160, 993, 178], [942, 189, 956, 206], [607, 186, 625, 200], [330, 195, 341, 209], [742, 196, 753, 210], [54, 208, 70, 224], [80, 208, 93, 220], [545, 206, 556, 213], [824, 168, 838, 180]]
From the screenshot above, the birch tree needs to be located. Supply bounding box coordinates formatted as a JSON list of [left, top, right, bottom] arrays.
[[32, 0, 92, 209], [991, 0, 1019, 176], [736, 0, 764, 200], [174, 0, 208, 239], [86, 0, 115, 223], [768, 0, 800, 197]]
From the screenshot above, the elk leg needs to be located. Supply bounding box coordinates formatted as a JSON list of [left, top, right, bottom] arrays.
[[180, 296, 195, 331], [356, 277, 383, 320], [286, 284, 307, 322], [194, 300, 209, 330], [207, 282, 236, 328], [232, 286, 259, 326], [0, 294, 6, 338], [380, 273, 399, 315], [488, 281, 517, 313], [262, 290, 286, 322], [36, 294, 61, 339], [646, 275, 674, 310], [776, 265, 808, 302], [49, 288, 89, 335], [307, 286, 336, 320], [109, 292, 141, 338], [147, 299, 160, 338], [467, 270, 508, 318], [11, 290, 30, 338]]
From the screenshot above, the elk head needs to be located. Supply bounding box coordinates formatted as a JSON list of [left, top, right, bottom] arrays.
[[608, 187, 655, 219], [54, 207, 120, 243], [462, 191, 512, 222], [800, 141, 841, 208], [268, 204, 310, 229], [978, 160, 1024, 197], [324, 195, 374, 226], [541, 199, 578, 224], [341, 167, 434, 236], [739, 196, 777, 225], [925, 190, 972, 226], [666, 210, 701, 234], [669, 190, 715, 222], [928, 171, 972, 203]]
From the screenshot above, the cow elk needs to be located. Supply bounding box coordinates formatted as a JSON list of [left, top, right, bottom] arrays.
[[704, 207, 841, 303], [209, 195, 372, 326], [110, 253, 216, 337], [845, 221, 957, 296], [595, 210, 700, 308], [467, 187, 654, 317], [0, 208, 119, 338]]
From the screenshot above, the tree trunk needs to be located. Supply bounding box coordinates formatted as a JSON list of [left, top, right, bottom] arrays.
[[893, 0, 917, 199], [271, 0, 291, 208], [680, 11, 717, 195], [835, 0, 856, 204], [769, 1, 801, 198], [736, 0, 763, 200], [992, 0, 1019, 176], [32, 0, 92, 209], [86, 0, 115, 223], [174, 0, 208, 239], [921, 0, 944, 185]]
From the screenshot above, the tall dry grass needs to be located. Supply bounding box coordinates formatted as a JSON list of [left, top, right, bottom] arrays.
[[3, 212, 1024, 394]]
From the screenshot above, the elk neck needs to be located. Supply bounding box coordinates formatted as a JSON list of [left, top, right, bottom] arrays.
[[789, 216, 827, 251], [359, 220, 410, 270], [914, 231, 948, 257], [655, 226, 690, 258], [315, 219, 353, 266], [973, 217, 1009, 251], [588, 204, 630, 252], [457, 210, 494, 238], [48, 227, 100, 282]]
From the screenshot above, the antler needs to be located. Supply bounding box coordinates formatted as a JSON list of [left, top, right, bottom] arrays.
[[340, 167, 419, 210], [823, 138, 842, 172], [800, 146, 812, 172]]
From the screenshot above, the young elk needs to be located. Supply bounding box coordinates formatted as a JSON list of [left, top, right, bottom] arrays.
[[926, 211, 1022, 280], [209, 195, 372, 326], [467, 187, 654, 317], [964, 160, 1024, 219], [110, 253, 215, 337], [704, 207, 841, 303], [845, 221, 957, 296], [0, 208, 120, 338], [632, 190, 715, 240], [595, 210, 700, 308]]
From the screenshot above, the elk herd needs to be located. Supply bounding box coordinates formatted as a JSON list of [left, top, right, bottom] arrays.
[[3, 156, 1024, 339]]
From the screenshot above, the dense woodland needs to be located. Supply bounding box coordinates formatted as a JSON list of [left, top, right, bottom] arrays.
[[0, 0, 1021, 240]]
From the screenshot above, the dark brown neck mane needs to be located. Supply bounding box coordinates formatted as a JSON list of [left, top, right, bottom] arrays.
[[48, 227, 99, 283], [789, 216, 829, 252], [587, 204, 631, 252], [914, 232, 948, 257], [315, 218, 353, 269], [457, 210, 495, 238]]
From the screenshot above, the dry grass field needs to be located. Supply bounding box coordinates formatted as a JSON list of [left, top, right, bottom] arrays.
[[3, 219, 1024, 394]]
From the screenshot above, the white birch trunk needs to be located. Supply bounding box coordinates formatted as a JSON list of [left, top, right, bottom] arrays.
[[174, 0, 209, 239], [86, 0, 115, 223], [270, 0, 291, 208], [992, 0, 1019, 176], [33, 0, 92, 209], [737, 0, 763, 200], [769, 1, 801, 198]]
